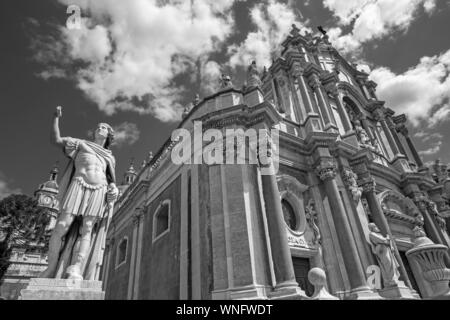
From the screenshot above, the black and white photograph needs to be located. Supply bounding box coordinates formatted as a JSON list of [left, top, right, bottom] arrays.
[[1, 0, 450, 309]]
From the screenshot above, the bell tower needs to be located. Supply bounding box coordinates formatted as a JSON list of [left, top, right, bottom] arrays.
[[34, 165, 59, 231]]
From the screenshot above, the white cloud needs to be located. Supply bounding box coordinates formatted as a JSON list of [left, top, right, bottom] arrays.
[[369, 49, 450, 127], [324, 0, 437, 54], [228, 0, 307, 69], [414, 132, 444, 142], [112, 122, 141, 147], [33, 0, 236, 122], [419, 140, 442, 156], [200, 60, 223, 95], [0, 173, 22, 200]]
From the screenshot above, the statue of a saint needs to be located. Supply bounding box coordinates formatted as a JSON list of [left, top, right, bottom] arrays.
[[368, 223, 400, 287], [40, 106, 119, 281]]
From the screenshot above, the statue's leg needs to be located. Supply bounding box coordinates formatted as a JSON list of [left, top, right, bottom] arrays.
[[39, 211, 74, 278], [67, 216, 97, 280]]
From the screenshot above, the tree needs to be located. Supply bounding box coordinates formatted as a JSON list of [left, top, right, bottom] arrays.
[[0, 194, 48, 281]]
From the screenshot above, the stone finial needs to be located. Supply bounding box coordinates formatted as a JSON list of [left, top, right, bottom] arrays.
[[193, 94, 201, 106], [219, 74, 233, 89], [246, 60, 262, 89], [182, 103, 193, 119], [291, 24, 300, 37], [308, 268, 339, 300]]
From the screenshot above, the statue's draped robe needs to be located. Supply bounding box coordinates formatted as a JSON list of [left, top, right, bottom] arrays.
[[369, 232, 400, 287], [54, 138, 116, 281]]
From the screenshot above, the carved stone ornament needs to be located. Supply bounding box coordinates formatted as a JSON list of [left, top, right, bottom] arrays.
[[315, 160, 337, 181], [247, 61, 262, 89], [360, 177, 376, 193], [342, 168, 363, 203], [426, 199, 447, 229], [305, 199, 321, 245], [219, 74, 233, 89]]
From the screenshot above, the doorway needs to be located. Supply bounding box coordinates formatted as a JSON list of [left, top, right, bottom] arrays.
[[292, 257, 314, 297]]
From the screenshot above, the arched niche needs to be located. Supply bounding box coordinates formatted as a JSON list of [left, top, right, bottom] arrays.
[[377, 190, 423, 249]]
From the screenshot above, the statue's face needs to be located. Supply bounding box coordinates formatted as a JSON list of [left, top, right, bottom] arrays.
[[94, 123, 109, 140]]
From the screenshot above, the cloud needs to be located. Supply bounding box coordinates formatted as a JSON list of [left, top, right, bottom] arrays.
[[369, 49, 450, 127], [419, 140, 442, 156], [414, 132, 444, 142], [228, 0, 307, 69], [32, 0, 236, 122], [324, 0, 437, 55], [112, 122, 141, 147], [0, 172, 22, 200]]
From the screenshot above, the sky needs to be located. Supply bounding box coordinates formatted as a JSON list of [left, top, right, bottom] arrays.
[[1, 0, 450, 199]]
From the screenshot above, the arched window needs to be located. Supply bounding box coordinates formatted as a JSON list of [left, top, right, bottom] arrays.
[[152, 200, 171, 242], [116, 237, 128, 268]]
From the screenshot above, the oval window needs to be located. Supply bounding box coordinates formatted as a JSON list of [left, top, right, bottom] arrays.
[[282, 199, 297, 231]]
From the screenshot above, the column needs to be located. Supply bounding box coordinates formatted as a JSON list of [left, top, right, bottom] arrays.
[[361, 178, 413, 289], [309, 74, 334, 130], [398, 125, 424, 168], [127, 212, 140, 299], [387, 118, 408, 160], [260, 160, 299, 290], [332, 90, 353, 133], [373, 108, 402, 157], [293, 66, 314, 115], [359, 116, 376, 144], [315, 159, 370, 292]]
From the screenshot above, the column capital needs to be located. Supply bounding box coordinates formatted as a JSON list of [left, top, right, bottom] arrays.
[[132, 207, 145, 226], [314, 158, 338, 181], [372, 108, 386, 122], [359, 177, 376, 193], [397, 123, 409, 136], [307, 74, 321, 92], [385, 117, 397, 130]]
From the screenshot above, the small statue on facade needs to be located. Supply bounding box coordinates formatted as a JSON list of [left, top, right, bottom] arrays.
[[219, 74, 233, 89], [355, 123, 373, 149], [247, 61, 262, 89], [182, 103, 193, 119], [368, 223, 401, 287], [426, 199, 447, 229], [305, 199, 321, 245], [342, 168, 362, 203]]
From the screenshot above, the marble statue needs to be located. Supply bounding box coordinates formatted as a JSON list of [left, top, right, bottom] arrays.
[[40, 106, 119, 281], [368, 223, 401, 287]]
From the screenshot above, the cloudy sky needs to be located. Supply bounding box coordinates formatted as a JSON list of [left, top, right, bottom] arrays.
[[1, 0, 450, 199]]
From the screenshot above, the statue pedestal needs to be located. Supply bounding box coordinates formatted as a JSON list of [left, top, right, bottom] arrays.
[[379, 283, 418, 300], [19, 278, 105, 300]]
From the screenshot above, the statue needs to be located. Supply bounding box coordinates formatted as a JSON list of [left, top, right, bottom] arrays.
[[368, 223, 401, 287], [342, 168, 362, 203], [305, 199, 321, 245], [355, 123, 372, 148], [39, 106, 119, 281], [247, 61, 262, 89], [219, 74, 233, 89]]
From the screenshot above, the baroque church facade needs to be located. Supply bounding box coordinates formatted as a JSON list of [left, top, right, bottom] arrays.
[[102, 25, 450, 300]]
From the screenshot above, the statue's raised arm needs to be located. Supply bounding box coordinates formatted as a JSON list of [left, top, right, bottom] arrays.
[[51, 106, 68, 148]]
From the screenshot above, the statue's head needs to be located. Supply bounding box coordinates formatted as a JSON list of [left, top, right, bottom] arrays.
[[368, 223, 380, 233], [93, 123, 114, 149]]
